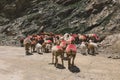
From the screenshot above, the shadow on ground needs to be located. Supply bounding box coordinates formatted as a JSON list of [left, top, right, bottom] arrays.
[[68, 65, 80, 73], [56, 63, 66, 69], [49, 63, 66, 69]]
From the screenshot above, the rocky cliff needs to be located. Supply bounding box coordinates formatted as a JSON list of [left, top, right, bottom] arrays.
[[0, 0, 120, 39]]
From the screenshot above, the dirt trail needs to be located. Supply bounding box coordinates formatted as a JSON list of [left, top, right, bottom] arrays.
[[0, 46, 120, 80]]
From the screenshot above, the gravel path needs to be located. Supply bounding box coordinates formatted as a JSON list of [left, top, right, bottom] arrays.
[[0, 46, 120, 80]]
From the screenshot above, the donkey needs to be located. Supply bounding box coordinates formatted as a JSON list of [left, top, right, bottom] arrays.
[[51, 45, 64, 67], [65, 42, 77, 68]]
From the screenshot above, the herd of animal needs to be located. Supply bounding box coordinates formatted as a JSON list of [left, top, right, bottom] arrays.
[[22, 32, 101, 68]]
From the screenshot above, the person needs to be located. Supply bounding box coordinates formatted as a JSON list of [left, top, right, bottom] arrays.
[[38, 37, 44, 45]]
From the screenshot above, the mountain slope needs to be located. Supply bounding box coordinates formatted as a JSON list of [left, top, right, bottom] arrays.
[[0, 0, 120, 37]]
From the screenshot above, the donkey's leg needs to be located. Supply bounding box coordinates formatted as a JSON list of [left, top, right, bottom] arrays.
[[72, 54, 76, 66], [55, 56, 58, 67], [52, 52, 54, 64]]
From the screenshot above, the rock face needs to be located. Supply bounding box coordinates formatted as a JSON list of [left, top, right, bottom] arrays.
[[0, 0, 30, 18], [0, 0, 120, 37], [56, 0, 80, 6], [0, 0, 120, 58], [100, 34, 120, 58]]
